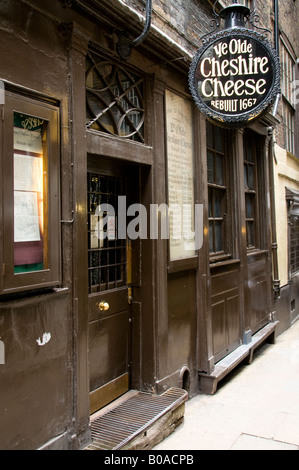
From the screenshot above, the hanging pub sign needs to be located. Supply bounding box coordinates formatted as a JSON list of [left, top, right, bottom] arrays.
[[189, 20, 280, 127]]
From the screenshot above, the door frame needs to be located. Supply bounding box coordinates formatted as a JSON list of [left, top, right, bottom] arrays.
[[87, 155, 142, 413]]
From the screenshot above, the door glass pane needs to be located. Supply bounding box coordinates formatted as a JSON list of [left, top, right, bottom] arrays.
[[215, 155, 224, 185], [247, 221, 254, 247], [247, 165, 254, 190], [290, 216, 299, 276], [207, 122, 228, 258], [88, 173, 127, 293], [214, 189, 222, 218], [206, 121, 213, 149], [207, 151, 214, 183], [13, 112, 48, 273], [215, 221, 223, 252], [245, 142, 253, 163], [209, 221, 214, 253], [246, 194, 254, 218], [214, 126, 224, 153], [208, 187, 212, 218]]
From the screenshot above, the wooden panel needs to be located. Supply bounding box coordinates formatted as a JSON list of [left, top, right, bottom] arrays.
[[212, 300, 227, 358], [290, 275, 299, 324], [87, 130, 153, 166], [90, 373, 129, 415], [247, 257, 267, 279], [211, 267, 239, 296], [0, 292, 71, 449], [227, 295, 241, 345], [247, 253, 270, 334], [89, 310, 130, 393], [248, 279, 268, 334], [210, 264, 241, 362], [88, 288, 128, 322], [167, 271, 197, 373]]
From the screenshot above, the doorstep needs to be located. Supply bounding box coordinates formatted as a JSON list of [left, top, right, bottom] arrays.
[[199, 321, 279, 395], [84, 387, 188, 450]]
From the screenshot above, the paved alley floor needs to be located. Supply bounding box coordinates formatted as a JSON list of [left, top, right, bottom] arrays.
[[155, 320, 299, 450]]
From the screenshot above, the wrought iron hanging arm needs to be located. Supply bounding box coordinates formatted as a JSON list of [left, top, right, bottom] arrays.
[[117, 0, 152, 60]]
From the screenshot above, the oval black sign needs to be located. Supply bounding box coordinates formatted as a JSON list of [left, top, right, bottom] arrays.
[[189, 29, 280, 127]]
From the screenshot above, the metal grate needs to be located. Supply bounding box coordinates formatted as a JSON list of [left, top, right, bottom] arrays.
[[86, 388, 188, 450]]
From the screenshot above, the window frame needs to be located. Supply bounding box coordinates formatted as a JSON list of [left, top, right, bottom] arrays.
[[1, 91, 61, 295], [281, 38, 296, 155], [283, 100, 295, 156], [286, 188, 299, 278], [207, 122, 232, 262], [243, 130, 266, 253], [289, 214, 299, 278], [244, 133, 257, 249]]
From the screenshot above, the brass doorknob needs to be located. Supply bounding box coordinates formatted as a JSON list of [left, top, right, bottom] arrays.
[[97, 301, 110, 311]]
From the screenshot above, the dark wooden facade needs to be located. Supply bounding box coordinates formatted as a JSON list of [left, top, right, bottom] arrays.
[[0, 0, 283, 449]]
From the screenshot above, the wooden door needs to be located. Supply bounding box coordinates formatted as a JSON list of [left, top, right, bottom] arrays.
[[87, 159, 135, 414]]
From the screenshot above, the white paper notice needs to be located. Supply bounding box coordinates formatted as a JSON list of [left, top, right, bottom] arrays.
[[14, 153, 43, 192], [14, 127, 43, 154], [14, 191, 41, 242]]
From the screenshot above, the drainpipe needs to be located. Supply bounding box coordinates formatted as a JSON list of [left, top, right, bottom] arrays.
[[269, 0, 281, 301], [272, 0, 281, 117], [274, 0, 279, 58], [117, 0, 152, 60], [268, 126, 281, 301]]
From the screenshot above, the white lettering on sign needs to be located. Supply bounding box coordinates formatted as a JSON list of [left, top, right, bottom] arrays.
[[201, 77, 267, 98], [200, 38, 270, 106], [200, 54, 269, 78]]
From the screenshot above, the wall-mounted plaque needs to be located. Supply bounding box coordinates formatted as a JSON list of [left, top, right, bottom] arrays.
[[166, 90, 196, 260], [189, 28, 280, 127]]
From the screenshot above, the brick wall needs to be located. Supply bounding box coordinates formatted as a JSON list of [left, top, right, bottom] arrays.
[[123, 0, 222, 54], [123, 0, 298, 152], [275, 0, 299, 152]]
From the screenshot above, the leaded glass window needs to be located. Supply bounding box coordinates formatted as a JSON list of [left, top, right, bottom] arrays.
[[86, 52, 145, 143]]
